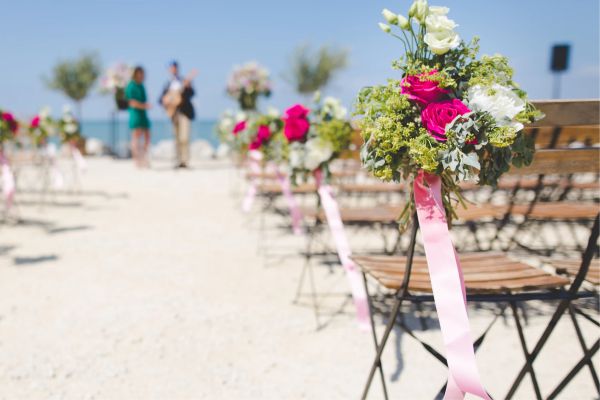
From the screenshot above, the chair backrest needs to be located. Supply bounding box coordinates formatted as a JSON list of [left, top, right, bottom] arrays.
[[527, 100, 600, 148], [512, 148, 600, 175]]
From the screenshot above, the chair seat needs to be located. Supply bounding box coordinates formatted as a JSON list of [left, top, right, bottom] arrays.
[[258, 183, 317, 195], [510, 202, 599, 220], [352, 252, 570, 294], [550, 258, 600, 286]]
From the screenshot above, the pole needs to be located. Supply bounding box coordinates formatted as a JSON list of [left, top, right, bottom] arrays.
[[552, 73, 562, 99]]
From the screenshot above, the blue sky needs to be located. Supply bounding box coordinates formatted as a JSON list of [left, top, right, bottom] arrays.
[[1, 0, 598, 120]]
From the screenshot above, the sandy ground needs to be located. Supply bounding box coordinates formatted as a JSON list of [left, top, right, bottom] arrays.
[[0, 157, 597, 400]]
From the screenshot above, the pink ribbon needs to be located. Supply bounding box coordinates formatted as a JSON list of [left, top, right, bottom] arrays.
[[70, 143, 87, 173], [314, 169, 370, 331], [46, 143, 64, 189], [414, 171, 489, 400], [275, 169, 304, 235], [0, 151, 15, 210], [242, 150, 262, 213]]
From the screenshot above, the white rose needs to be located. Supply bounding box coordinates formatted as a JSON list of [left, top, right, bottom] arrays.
[[39, 106, 51, 120], [425, 14, 458, 32], [428, 6, 449, 16], [467, 84, 525, 128], [424, 30, 461, 55], [304, 138, 334, 171], [323, 96, 348, 120], [64, 122, 78, 134], [289, 146, 305, 170]]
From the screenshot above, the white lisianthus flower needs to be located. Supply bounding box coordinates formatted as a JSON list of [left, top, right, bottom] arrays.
[[289, 143, 305, 170], [39, 106, 51, 120], [266, 107, 280, 118], [322, 97, 348, 120], [235, 112, 247, 123], [397, 14, 410, 29], [304, 138, 334, 171], [428, 6, 449, 16], [409, 0, 428, 23], [425, 14, 458, 32], [378, 22, 391, 33], [424, 30, 461, 55], [467, 84, 526, 131], [64, 122, 78, 134], [382, 9, 398, 25]]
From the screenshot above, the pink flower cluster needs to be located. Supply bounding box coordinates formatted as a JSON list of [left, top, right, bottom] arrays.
[[232, 121, 246, 136], [249, 125, 271, 150], [401, 70, 470, 142], [283, 104, 310, 142], [1, 112, 19, 134]]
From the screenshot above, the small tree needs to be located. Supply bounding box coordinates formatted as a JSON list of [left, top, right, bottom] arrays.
[[287, 45, 349, 97], [45, 52, 101, 120]]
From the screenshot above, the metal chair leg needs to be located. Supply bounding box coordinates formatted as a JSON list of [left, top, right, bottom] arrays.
[[546, 339, 600, 400], [567, 304, 600, 391]]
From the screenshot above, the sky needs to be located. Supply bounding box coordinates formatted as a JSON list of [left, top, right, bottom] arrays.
[[0, 0, 598, 121]]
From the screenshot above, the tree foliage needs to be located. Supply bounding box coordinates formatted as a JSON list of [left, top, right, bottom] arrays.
[[287, 45, 348, 95], [45, 52, 101, 107]]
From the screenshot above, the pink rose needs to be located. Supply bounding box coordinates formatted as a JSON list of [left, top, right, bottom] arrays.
[[31, 116, 40, 129], [232, 120, 246, 136], [283, 104, 310, 142], [421, 99, 470, 142], [249, 125, 271, 150], [401, 70, 449, 106], [2, 112, 18, 133]]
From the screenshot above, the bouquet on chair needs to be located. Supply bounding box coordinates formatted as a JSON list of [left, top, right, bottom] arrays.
[[356, 0, 542, 226], [100, 63, 132, 111], [28, 107, 56, 146], [226, 62, 272, 111], [0, 110, 19, 143], [56, 106, 82, 144], [283, 95, 354, 182]]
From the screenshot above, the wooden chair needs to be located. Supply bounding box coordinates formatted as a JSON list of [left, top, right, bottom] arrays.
[[353, 150, 600, 398]]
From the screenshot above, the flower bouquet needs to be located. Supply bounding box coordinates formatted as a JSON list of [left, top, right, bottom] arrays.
[[100, 63, 132, 111], [354, 2, 543, 397], [283, 95, 353, 182], [28, 107, 56, 147], [57, 106, 82, 144], [0, 110, 19, 144], [357, 1, 541, 227], [226, 62, 272, 111]]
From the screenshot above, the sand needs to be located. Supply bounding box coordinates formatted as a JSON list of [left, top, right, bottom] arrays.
[[0, 157, 597, 400]]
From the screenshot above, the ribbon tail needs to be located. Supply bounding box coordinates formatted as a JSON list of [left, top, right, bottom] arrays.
[[315, 172, 370, 331], [275, 170, 304, 235], [71, 145, 87, 173], [414, 171, 489, 400], [242, 151, 262, 213], [1, 153, 15, 210]]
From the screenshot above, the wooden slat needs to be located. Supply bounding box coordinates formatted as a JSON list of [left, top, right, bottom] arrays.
[[526, 125, 600, 148], [552, 259, 600, 286], [511, 148, 600, 175], [530, 99, 600, 127]]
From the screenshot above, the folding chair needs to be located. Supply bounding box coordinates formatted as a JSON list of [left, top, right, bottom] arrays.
[[353, 145, 600, 399]]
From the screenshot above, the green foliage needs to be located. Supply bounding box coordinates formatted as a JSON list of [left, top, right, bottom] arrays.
[[45, 52, 101, 110], [287, 45, 348, 95]]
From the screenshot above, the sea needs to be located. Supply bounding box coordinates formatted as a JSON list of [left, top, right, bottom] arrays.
[[81, 119, 219, 156]]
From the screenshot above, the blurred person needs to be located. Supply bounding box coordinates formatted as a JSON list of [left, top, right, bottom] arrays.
[[125, 66, 152, 168], [160, 60, 198, 169]]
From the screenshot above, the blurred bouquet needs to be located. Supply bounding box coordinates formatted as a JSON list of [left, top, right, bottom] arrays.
[[28, 107, 56, 146], [100, 63, 132, 111], [228, 108, 284, 156], [284, 94, 353, 182], [226, 62, 272, 111], [57, 106, 82, 143], [0, 110, 19, 143], [356, 1, 542, 222]]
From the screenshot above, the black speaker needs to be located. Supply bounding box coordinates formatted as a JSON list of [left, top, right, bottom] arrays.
[[550, 44, 570, 72]]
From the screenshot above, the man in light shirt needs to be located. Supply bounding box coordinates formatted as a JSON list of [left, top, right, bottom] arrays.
[[160, 60, 196, 168]]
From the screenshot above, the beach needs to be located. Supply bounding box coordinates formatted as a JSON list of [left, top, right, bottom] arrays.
[[0, 157, 597, 400]]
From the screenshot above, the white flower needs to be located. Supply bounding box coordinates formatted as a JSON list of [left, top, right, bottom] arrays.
[[289, 143, 305, 169], [235, 112, 247, 123], [428, 6, 449, 16], [425, 14, 458, 32], [397, 14, 410, 29], [304, 138, 334, 171], [424, 30, 461, 55], [322, 97, 348, 120], [266, 107, 280, 118], [467, 84, 526, 131], [382, 9, 398, 25], [409, 0, 428, 23], [378, 22, 391, 33], [64, 122, 78, 134], [39, 106, 51, 120]]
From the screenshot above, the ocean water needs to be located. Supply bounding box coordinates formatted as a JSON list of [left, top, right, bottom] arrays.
[[81, 119, 219, 152]]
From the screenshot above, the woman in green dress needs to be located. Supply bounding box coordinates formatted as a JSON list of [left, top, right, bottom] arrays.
[[125, 66, 152, 167]]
